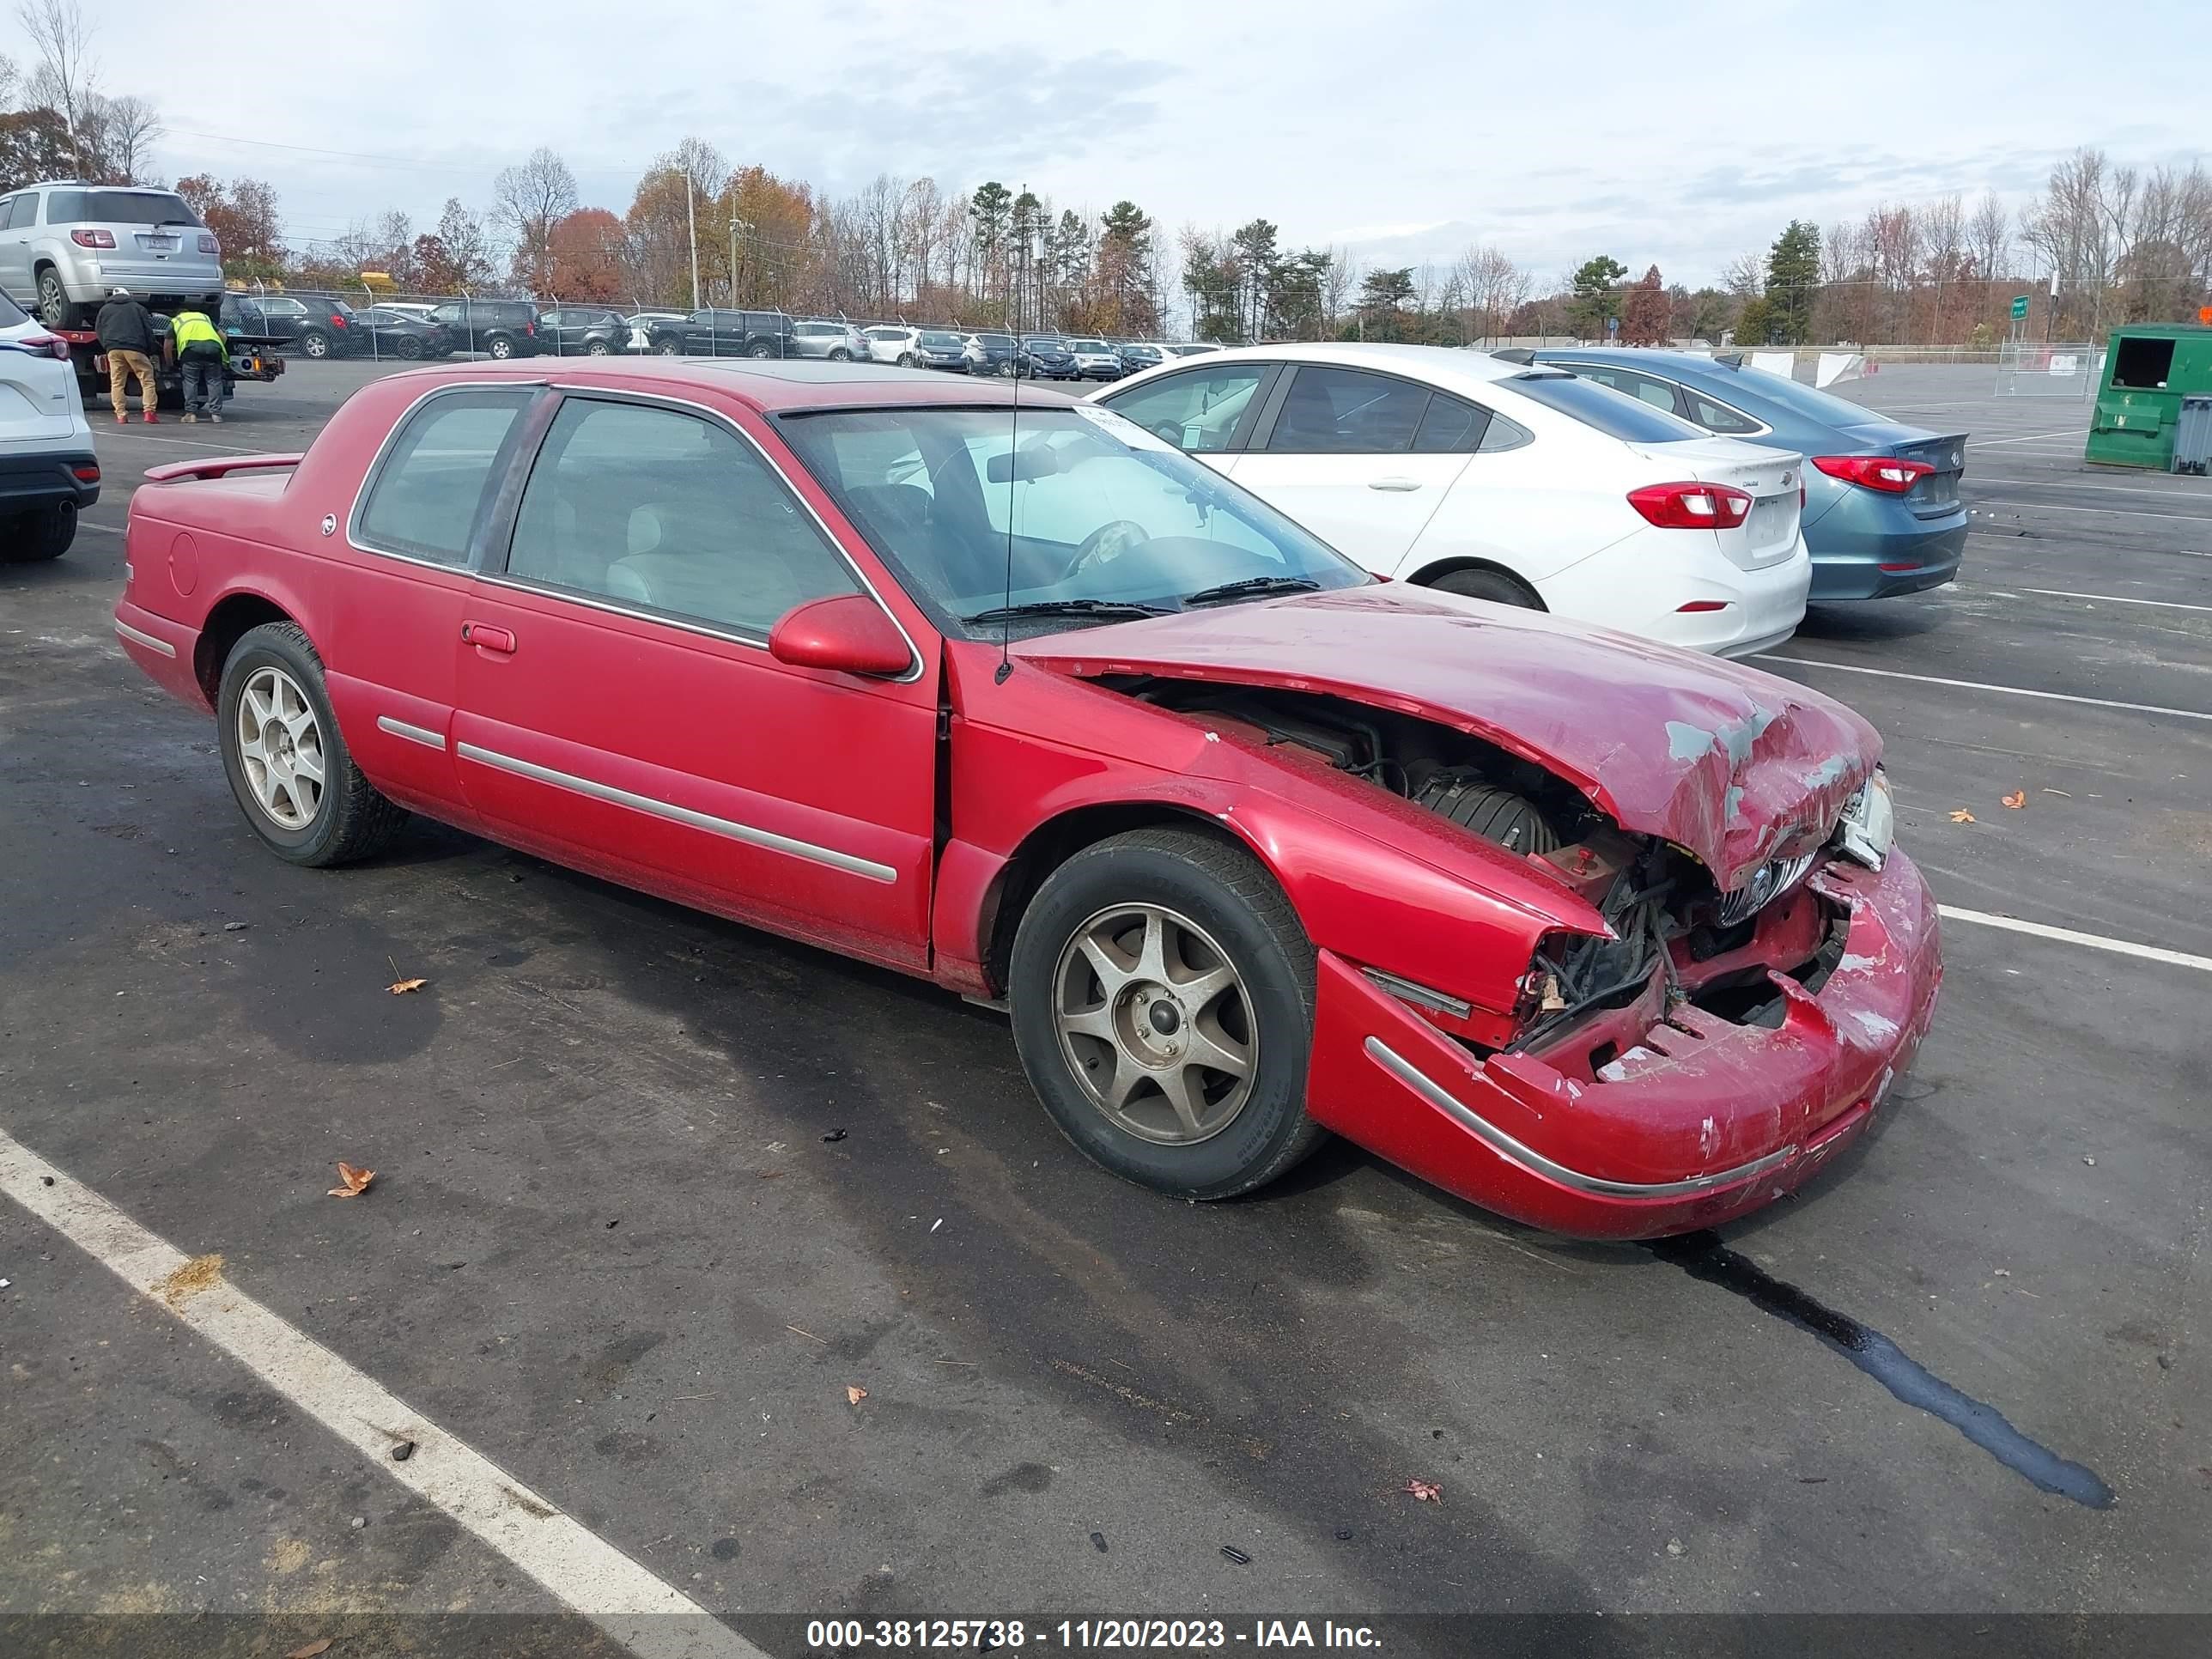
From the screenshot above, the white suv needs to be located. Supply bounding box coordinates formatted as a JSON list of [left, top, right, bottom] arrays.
[[0, 287, 97, 562], [0, 180, 225, 328]]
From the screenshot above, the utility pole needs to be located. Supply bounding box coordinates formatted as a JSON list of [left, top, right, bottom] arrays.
[[686, 177, 701, 313], [729, 217, 751, 307]]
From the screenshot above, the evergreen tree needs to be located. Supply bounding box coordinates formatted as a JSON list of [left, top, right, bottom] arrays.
[[1765, 220, 1820, 344]]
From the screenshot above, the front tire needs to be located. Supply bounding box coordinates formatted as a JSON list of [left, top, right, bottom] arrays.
[[2, 501, 75, 562], [1429, 567, 1540, 609], [393, 335, 424, 360], [1009, 826, 1322, 1200], [654, 338, 684, 356], [217, 623, 407, 867]]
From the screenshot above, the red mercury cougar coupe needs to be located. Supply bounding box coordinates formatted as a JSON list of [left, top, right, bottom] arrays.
[[113, 361, 1942, 1239]]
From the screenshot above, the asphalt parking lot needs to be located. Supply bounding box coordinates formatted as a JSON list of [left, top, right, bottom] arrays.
[[3, 357, 2208, 1654]]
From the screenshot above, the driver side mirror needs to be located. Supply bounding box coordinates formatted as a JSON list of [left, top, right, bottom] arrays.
[[768, 593, 914, 678]]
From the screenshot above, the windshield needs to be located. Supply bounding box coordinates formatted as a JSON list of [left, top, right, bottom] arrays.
[[920, 331, 964, 348], [778, 404, 1369, 638], [1069, 339, 1109, 353], [1507, 372, 1706, 443], [975, 333, 1013, 348]]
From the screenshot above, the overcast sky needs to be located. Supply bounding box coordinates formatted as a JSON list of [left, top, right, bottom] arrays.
[[68, 0, 2212, 286]]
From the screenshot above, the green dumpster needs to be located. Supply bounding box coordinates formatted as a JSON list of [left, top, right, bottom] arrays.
[[2085, 323, 2212, 470]]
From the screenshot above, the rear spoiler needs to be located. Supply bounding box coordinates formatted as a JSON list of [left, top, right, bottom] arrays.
[[142, 453, 305, 484]]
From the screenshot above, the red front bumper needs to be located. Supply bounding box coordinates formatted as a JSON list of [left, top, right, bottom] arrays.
[[1305, 849, 1942, 1240]]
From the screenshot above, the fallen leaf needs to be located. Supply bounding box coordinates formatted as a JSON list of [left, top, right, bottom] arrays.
[[327, 1162, 374, 1199], [1949, 809, 1976, 823], [387, 977, 428, 995], [1405, 1477, 1442, 1504], [846, 1386, 867, 1406], [2001, 791, 2027, 810], [285, 1641, 334, 1659]]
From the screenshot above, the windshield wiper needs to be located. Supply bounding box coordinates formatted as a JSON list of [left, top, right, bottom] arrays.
[[1181, 575, 1322, 606], [963, 598, 1172, 625]]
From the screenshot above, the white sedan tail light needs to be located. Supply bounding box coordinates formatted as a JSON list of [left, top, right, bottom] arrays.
[[1626, 482, 1752, 530]]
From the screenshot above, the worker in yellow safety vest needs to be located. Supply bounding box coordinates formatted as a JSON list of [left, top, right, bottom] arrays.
[[170, 306, 230, 424]]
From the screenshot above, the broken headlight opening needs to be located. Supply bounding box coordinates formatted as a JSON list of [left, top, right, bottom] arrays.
[[1832, 767, 1893, 871]]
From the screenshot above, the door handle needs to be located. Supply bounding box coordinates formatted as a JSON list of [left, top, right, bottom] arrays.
[[460, 621, 516, 653], [1368, 477, 1423, 491]]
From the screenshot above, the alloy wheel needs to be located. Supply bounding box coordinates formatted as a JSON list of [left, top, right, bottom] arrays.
[[1052, 902, 1256, 1146], [234, 665, 325, 830]]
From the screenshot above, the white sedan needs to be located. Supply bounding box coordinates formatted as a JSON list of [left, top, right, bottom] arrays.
[[1, 289, 96, 562], [1091, 343, 1810, 659]]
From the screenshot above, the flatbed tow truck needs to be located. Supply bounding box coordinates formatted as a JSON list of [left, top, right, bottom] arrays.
[[59, 319, 286, 412]]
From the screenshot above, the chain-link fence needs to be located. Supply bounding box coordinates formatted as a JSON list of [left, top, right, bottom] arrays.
[[1995, 342, 2105, 398]]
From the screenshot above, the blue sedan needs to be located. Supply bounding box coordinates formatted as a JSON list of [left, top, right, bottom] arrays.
[[1534, 349, 1967, 601]]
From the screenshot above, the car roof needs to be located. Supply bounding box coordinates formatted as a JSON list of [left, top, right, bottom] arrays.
[[1135, 341, 1531, 391], [1538, 347, 1732, 373], [375, 357, 1087, 413]]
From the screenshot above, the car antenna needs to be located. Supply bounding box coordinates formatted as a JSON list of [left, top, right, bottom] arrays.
[[994, 329, 1019, 684]]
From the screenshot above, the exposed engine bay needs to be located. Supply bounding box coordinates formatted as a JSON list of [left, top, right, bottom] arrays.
[[1126, 681, 1857, 1060]]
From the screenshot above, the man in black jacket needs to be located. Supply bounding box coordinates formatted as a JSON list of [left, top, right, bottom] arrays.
[[94, 287, 161, 424]]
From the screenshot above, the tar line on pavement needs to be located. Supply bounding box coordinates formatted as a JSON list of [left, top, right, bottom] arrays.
[[1650, 1232, 2117, 1510]]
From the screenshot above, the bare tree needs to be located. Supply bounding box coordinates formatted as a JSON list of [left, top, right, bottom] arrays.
[[495, 146, 579, 292], [81, 90, 159, 183], [1919, 192, 1965, 343], [0, 53, 20, 109], [15, 0, 98, 169], [1453, 242, 1529, 344]]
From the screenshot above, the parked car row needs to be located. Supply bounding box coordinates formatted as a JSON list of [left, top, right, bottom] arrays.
[[1088, 343, 1968, 624], [112, 349, 1941, 1242]]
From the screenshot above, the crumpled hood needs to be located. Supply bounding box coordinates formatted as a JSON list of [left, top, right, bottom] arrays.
[[1014, 585, 1880, 890]]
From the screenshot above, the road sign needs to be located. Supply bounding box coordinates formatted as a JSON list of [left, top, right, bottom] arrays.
[[2011, 295, 2030, 320]]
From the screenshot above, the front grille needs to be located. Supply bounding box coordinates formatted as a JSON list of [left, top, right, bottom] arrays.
[[1717, 849, 1817, 927]]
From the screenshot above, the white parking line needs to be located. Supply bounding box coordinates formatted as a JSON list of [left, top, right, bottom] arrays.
[[1971, 499, 2212, 524], [1754, 654, 2212, 722], [95, 428, 266, 452], [2008, 586, 2212, 616], [1967, 429, 2087, 447], [1938, 907, 2212, 973], [0, 1128, 765, 1659]]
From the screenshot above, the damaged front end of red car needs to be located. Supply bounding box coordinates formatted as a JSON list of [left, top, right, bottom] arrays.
[[1029, 588, 1943, 1238]]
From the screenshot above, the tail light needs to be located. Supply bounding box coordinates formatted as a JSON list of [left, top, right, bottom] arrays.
[[4, 334, 70, 360], [1675, 599, 1728, 613], [70, 228, 118, 248], [330, 313, 348, 327], [72, 463, 100, 483], [1812, 454, 1932, 494], [525, 322, 536, 335], [198, 234, 220, 255], [1627, 482, 1752, 530]]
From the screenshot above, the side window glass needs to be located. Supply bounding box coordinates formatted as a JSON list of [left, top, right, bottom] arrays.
[[1479, 412, 1532, 452], [1684, 390, 1762, 434], [1412, 393, 1492, 453], [1267, 366, 1429, 454], [507, 399, 860, 636], [356, 390, 531, 565], [1103, 366, 1270, 453]]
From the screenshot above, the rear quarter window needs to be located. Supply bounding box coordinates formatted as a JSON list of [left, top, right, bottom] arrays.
[[1506, 373, 1707, 443], [355, 389, 533, 566]]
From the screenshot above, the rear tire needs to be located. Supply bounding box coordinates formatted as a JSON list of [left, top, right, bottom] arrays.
[[2, 501, 75, 562], [394, 336, 424, 360], [586, 339, 610, 356], [35, 268, 75, 327], [827, 347, 851, 362], [299, 330, 331, 360], [1428, 566, 1540, 609], [217, 622, 408, 868], [486, 335, 514, 360], [1009, 826, 1323, 1200]]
